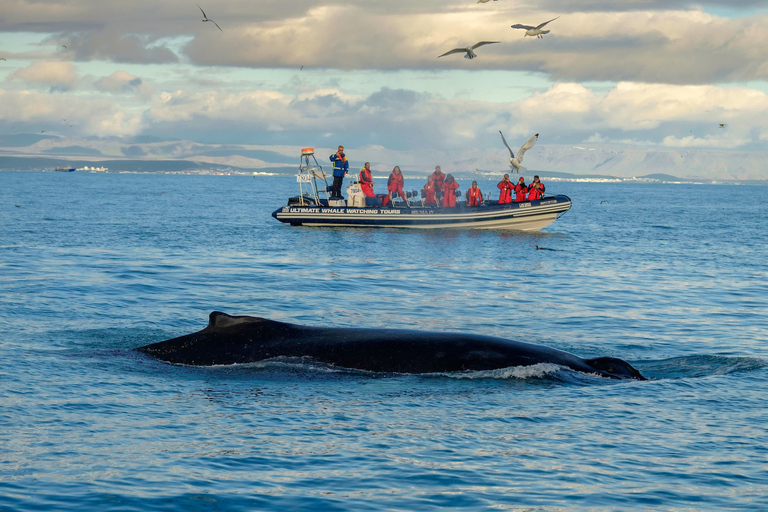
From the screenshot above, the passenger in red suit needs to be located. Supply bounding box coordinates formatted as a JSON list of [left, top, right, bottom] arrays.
[[388, 165, 407, 201], [514, 176, 528, 202], [431, 166, 446, 202], [441, 174, 460, 208], [359, 162, 375, 197], [497, 174, 514, 204], [382, 166, 408, 207], [422, 175, 437, 206], [527, 175, 545, 200], [465, 181, 484, 206]]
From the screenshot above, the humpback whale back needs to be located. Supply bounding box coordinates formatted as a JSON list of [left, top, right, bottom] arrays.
[[138, 312, 646, 380]]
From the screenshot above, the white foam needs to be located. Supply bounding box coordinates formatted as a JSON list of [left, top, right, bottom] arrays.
[[445, 363, 565, 380]]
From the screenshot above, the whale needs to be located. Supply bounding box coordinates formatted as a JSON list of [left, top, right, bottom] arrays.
[[138, 311, 646, 380]]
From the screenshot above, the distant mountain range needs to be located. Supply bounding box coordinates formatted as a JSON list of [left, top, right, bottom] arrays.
[[1, 134, 766, 183]]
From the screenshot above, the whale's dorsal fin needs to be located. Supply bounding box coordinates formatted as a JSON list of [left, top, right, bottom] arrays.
[[207, 311, 267, 330]]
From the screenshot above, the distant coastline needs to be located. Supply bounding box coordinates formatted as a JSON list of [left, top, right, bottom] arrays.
[[2, 133, 767, 183], [1, 157, 764, 185]]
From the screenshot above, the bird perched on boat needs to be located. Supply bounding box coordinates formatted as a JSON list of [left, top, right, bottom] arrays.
[[499, 131, 538, 172], [438, 41, 499, 59], [197, 5, 222, 31], [511, 16, 560, 39]]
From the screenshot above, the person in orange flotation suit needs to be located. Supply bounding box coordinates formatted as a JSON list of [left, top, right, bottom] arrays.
[[431, 166, 446, 202], [497, 174, 514, 204], [527, 175, 546, 200], [422, 174, 438, 206], [514, 176, 528, 202], [359, 162, 375, 197], [382, 166, 408, 207], [465, 181, 484, 206], [441, 174, 460, 208]]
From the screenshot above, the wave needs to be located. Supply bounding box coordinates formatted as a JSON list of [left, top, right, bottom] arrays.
[[636, 355, 768, 380]]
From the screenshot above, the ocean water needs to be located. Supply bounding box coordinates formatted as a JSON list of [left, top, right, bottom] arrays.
[[1, 170, 767, 511]]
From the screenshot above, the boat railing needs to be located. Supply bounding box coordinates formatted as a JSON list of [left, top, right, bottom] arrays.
[[296, 149, 329, 206]]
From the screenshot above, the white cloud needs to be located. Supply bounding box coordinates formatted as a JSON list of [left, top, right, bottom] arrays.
[[7, 61, 78, 91], [95, 70, 153, 98], [0, 88, 143, 136]]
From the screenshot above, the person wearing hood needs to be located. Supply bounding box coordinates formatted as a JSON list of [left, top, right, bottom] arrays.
[[441, 174, 460, 208], [514, 176, 528, 202]]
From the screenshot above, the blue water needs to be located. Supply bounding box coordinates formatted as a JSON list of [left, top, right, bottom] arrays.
[[1, 171, 767, 511]]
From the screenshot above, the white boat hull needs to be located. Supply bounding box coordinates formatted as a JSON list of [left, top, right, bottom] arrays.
[[272, 195, 572, 231]]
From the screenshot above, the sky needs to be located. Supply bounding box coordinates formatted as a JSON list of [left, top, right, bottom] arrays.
[[1, 0, 768, 175]]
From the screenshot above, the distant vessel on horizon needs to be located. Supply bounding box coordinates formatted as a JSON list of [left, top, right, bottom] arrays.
[[54, 166, 76, 172]]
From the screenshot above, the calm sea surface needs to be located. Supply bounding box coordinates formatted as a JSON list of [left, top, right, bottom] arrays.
[[1, 171, 767, 511]]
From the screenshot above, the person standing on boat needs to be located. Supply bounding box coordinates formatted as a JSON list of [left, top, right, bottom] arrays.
[[527, 175, 545, 200], [422, 175, 438, 206], [359, 162, 375, 198], [329, 145, 349, 198], [514, 176, 528, 202], [441, 174, 460, 208], [431, 166, 446, 202], [466, 181, 484, 206], [497, 174, 514, 204]]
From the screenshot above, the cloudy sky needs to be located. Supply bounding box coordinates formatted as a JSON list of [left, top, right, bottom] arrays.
[[1, 0, 768, 174]]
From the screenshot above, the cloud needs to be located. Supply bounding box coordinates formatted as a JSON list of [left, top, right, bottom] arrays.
[[95, 70, 153, 98], [137, 79, 768, 155], [2, 1, 768, 83], [7, 61, 78, 92], [64, 31, 178, 64], [0, 88, 143, 136]]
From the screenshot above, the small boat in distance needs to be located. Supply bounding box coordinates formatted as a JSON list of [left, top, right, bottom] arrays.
[[271, 148, 572, 231], [54, 166, 76, 172]]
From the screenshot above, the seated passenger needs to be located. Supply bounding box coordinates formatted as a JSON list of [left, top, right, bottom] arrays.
[[359, 162, 375, 197], [497, 174, 514, 204], [514, 176, 528, 202], [422, 175, 438, 206], [466, 181, 483, 206], [383, 165, 408, 207], [441, 174, 460, 208], [527, 175, 546, 200]]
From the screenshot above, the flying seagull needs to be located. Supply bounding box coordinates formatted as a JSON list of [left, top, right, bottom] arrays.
[[719, 123, 727, 128], [499, 131, 538, 172], [61, 44, 67, 49], [477, 0, 498, 2], [511, 16, 560, 39], [0, 58, 6, 61], [197, 5, 223, 31], [438, 41, 499, 59]]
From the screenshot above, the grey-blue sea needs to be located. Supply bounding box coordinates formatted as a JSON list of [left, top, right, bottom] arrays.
[[1, 170, 767, 512]]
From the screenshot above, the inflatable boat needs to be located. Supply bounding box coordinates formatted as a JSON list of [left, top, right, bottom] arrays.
[[271, 148, 571, 231]]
